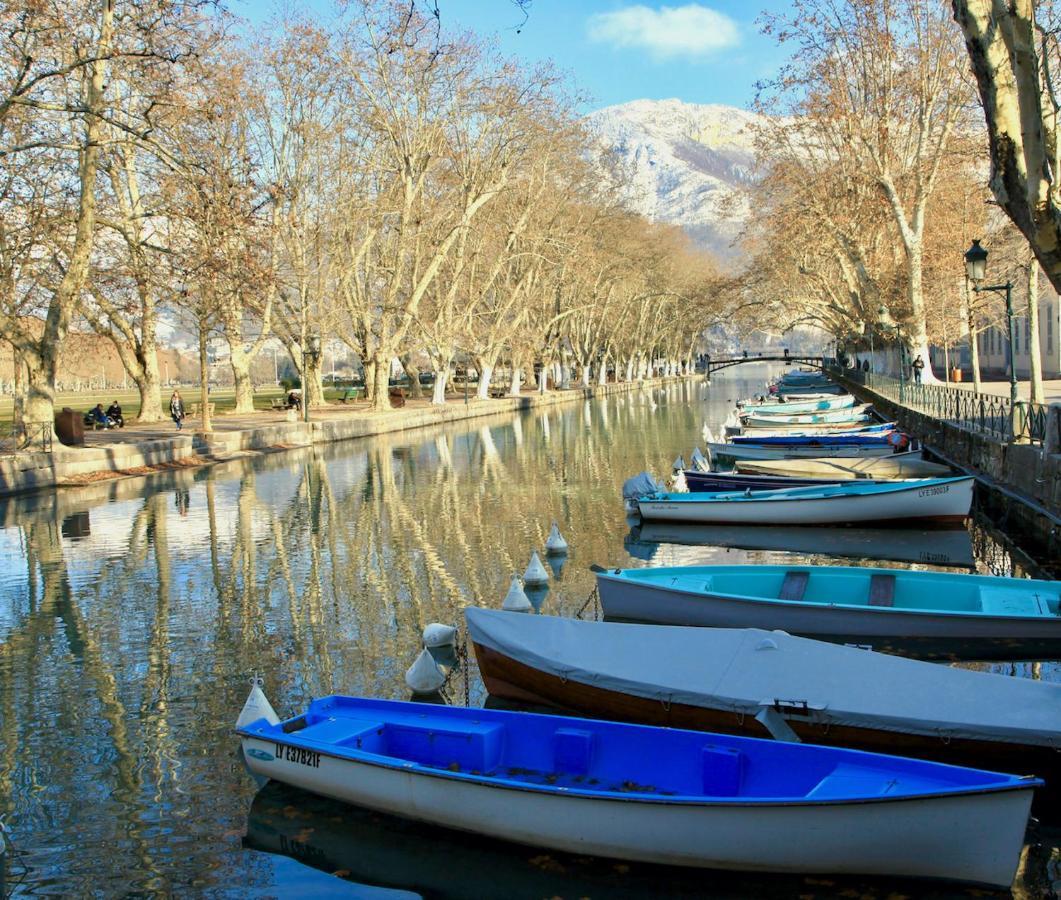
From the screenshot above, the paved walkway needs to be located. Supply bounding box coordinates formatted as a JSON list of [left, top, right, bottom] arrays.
[[941, 378, 1061, 403]]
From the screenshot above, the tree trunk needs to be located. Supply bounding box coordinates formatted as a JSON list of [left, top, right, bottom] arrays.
[[1027, 260, 1045, 404], [136, 345, 164, 423], [509, 366, 521, 397], [476, 361, 494, 400], [304, 352, 325, 408], [363, 360, 375, 402], [12, 344, 26, 433], [400, 353, 423, 400], [431, 369, 449, 404], [228, 344, 256, 413], [199, 321, 212, 435], [598, 359, 607, 385], [371, 356, 390, 412]]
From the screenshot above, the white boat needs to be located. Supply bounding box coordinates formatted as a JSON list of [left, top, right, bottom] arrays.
[[738, 395, 857, 414], [735, 453, 953, 480], [707, 441, 899, 461], [237, 687, 1038, 888], [466, 609, 1061, 817], [637, 477, 973, 525], [740, 405, 871, 426]]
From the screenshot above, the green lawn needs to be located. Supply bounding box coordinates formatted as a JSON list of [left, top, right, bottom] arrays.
[[0, 385, 363, 426]]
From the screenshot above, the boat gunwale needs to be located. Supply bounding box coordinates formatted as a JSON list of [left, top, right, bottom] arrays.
[[640, 476, 973, 504], [594, 566, 1059, 623], [236, 715, 1040, 808]]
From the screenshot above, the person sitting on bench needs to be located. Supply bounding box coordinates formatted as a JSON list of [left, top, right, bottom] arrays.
[[106, 401, 124, 428], [89, 404, 114, 429], [287, 389, 302, 411]]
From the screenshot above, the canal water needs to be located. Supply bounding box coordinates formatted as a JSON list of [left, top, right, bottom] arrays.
[[0, 367, 1056, 897]]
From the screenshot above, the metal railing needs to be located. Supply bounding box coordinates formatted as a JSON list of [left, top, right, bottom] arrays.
[[0, 422, 53, 454], [830, 367, 1049, 446]]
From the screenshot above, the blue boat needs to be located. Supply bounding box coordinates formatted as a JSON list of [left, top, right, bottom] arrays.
[[236, 688, 1038, 887], [732, 431, 896, 446]]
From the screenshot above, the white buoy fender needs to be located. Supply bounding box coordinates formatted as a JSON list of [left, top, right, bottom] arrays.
[[671, 470, 688, 493], [236, 677, 280, 730], [422, 623, 457, 648], [405, 648, 446, 694], [502, 574, 532, 612], [544, 522, 568, 555], [523, 550, 549, 586]]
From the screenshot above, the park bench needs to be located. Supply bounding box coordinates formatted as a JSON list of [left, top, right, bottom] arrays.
[[338, 387, 363, 404], [270, 398, 288, 410], [190, 402, 215, 418], [388, 387, 406, 408]]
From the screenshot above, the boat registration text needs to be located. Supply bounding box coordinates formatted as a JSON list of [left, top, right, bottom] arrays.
[[917, 485, 949, 497], [274, 743, 322, 768]]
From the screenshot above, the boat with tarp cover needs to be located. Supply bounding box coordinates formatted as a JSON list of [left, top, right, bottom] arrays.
[[236, 688, 1038, 888], [465, 608, 1061, 818], [594, 563, 1061, 660], [734, 453, 951, 480]]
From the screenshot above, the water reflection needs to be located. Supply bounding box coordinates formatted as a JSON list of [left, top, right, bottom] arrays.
[[0, 372, 1056, 894]]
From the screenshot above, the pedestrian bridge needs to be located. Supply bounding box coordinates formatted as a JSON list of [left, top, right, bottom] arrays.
[[704, 354, 826, 376]]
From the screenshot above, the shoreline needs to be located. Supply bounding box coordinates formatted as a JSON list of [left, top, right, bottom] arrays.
[[0, 375, 704, 498]]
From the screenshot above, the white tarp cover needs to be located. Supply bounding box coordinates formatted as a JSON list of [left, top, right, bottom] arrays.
[[465, 608, 1061, 748]]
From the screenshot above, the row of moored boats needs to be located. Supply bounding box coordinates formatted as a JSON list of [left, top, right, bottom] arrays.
[[235, 368, 1059, 891]]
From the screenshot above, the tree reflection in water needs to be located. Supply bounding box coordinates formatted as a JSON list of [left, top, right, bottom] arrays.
[[0, 375, 1055, 895]]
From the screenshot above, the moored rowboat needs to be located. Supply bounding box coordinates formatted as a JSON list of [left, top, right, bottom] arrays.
[[737, 395, 857, 414], [594, 563, 1061, 660], [707, 441, 899, 461], [635, 477, 973, 526], [734, 453, 952, 480], [466, 608, 1061, 818], [236, 687, 1038, 887], [740, 405, 871, 426]]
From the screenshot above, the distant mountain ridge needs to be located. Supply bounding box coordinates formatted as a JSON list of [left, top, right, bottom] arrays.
[[588, 99, 761, 259]]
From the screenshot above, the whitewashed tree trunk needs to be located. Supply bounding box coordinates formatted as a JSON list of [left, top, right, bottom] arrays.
[[509, 366, 521, 397], [432, 370, 449, 405], [476, 362, 493, 400]]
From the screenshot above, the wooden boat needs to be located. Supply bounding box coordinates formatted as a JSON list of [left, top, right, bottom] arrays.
[[732, 421, 886, 437], [682, 470, 850, 492], [730, 431, 895, 446], [735, 453, 952, 480], [466, 609, 1060, 818], [594, 563, 1061, 660], [737, 395, 857, 414], [635, 477, 973, 526], [707, 441, 899, 461], [629, 522, 975, 568], [740, 406, 871, 427], [236, 687, 1038, 887]]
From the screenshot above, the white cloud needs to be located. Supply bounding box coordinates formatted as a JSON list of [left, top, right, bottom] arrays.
[[587, 4, 739, 61]]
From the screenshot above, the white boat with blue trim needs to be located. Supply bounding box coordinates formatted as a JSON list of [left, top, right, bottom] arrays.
[[236, 685, 1039, 887], [635, 476, 973, 525]]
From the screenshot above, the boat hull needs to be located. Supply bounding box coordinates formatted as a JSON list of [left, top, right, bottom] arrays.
[[682, 471, 848, 492], [596, 576, 1061, 660], [739, 396, 857, 413], [239, 732, 1032, 887], [637, 478, 973, 526], [708, 442, 898, 461], [735, 455, 951, 480], [472, 641, 1061, 820]]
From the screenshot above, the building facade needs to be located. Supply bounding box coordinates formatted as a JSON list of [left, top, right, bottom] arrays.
[[973, 288, 1061, 379]]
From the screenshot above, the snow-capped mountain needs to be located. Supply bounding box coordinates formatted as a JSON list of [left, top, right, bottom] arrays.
[[589, 99, 761, 258]]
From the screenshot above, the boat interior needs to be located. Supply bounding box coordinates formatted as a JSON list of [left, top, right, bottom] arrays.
[[623, 567, 1061, 617], [244, 697, 1017, 802]]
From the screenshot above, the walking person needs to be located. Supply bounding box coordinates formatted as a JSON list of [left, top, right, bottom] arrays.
[[912, 354, 925, 385], [170, 390, 186, 430]]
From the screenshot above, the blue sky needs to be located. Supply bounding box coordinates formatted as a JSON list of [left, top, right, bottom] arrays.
[[234, 1, 789, 111]]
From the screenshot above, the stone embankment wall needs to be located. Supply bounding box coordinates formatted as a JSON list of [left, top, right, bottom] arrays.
[[839, 376, 1061, 565], [0, 375, 700, 498]]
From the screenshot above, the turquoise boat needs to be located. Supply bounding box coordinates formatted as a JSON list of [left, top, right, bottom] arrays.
[[594, 564, 1061, 660]]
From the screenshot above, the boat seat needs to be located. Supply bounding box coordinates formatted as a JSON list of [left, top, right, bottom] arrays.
[[383, 721, 505, 773], [978, 587, 1049, 617], [554, 728, 595, 776], [701, 744, 744, 797], [868, 574, 896, 608], [779, 571, 809, 602]]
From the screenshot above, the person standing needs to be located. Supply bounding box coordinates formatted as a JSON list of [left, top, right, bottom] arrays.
[[912, 355, 925, 385], [170, 390, 186, 430]]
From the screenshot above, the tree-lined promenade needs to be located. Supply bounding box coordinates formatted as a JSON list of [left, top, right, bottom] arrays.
[[0, 0, 727, 438]]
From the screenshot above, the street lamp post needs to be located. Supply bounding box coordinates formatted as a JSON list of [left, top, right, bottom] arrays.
[[964, 240, 1020, 432], [302, 334, 322, 424]]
